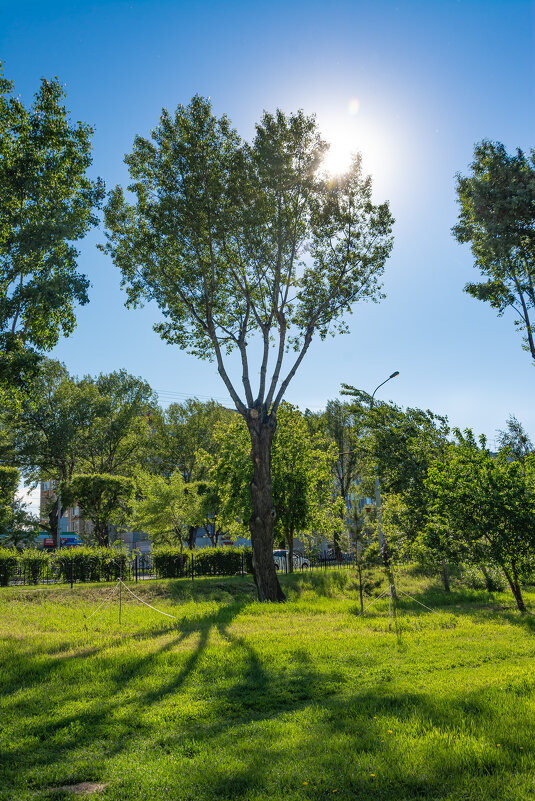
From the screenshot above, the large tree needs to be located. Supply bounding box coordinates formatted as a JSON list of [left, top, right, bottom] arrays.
[[2, 361, 156, 544], [2, 360, 99, 543], [208, 404, 342, 567], [425, 431, 535, 613], [78, 369, 157, 476], [453, 140, 535, 362], [130, 470, 191, 550], [341, 387, 451, 589], [61, 473, 134, 547], [153, 398, 233, 481], [0, 65, 104, 406], [101, 96, 394, 600]]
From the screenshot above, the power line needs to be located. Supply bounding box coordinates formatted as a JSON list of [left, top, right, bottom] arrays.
[[154, 388, 234, 404]]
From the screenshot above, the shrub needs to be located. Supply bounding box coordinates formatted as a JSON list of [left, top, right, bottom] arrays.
[[19, 550, 49, 584], [54, 547, 129, 583], [462, 564, 506, 592], [152, 546, 253, 579], [152, 548, 189, 578], [0, 547, 18, 586], [193, 546, 252, 576]]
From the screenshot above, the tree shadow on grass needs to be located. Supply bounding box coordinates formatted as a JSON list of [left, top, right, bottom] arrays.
[[3, 590, 535, 801], [0, 600, 249, 793], [392, 584, 535, 636]]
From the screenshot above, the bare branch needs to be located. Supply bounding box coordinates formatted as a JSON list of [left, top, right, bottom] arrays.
[[272, 325, 314, 413]]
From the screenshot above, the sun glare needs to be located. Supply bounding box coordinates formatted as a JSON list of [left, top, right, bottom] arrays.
[[317, 96, 405, 193], [319, 97, 361, 177], [321, 143, 354, 176]]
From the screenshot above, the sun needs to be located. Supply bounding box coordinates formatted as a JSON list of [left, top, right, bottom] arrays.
[[321, 141, 355, 176], [317, 97, 362, 176]]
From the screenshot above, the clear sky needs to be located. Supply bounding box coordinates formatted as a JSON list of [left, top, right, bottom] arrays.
[[2, 0, 535, 450]]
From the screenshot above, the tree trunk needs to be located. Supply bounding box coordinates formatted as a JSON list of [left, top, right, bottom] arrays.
[[188, 526, 197, 550], [247, 411, 285, 602], [48, 498, 59, 548], [287, 524, 294, 573], [502, 561, 526, 613], [95, 524, 109, 547], [357, 563, 364, 615], [333, 505, 344, 560], [381, 540, 397, 601], [441, 558, 451, 592]]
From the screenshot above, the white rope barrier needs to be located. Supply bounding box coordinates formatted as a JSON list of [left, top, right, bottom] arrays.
[[360, 588, 438, 617], [397, 588, 438, 614], [362, 589, 389, 614], [84, 582, 120, 621], [118, 579, 178, 619]]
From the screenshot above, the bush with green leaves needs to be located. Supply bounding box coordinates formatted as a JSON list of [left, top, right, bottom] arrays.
[[461, 564, 506, 593], [152, 547, 190, 578], [0, 547, 18, 586], [152, 546, 253, 579], [193, 546, 252, 577], [19, 550, 49, 585], [54, 547, 129, 583]]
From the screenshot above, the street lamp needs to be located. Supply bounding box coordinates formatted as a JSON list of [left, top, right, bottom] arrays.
[[371, 371, 399, 404], [369, 371, 399, 556]]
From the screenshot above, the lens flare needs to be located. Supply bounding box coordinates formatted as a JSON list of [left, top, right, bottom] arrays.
[[348, 98, 360, 115]]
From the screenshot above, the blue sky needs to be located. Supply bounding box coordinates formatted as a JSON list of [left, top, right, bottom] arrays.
[[2, 0, 535, 449]]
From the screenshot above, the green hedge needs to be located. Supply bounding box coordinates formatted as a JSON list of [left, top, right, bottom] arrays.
[[19, 551, 49, 584], [0, 544, 254, 586], [54, 547, 129, 583], [0, 548, 18, 586], [152, 548, 189, 578], [192, 546, 252, 577], [152, 546, 253, 579]]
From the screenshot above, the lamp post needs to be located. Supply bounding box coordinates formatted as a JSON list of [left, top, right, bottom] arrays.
[[370, 372, 399, 555]]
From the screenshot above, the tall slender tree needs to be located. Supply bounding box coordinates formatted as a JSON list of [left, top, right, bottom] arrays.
[[101, 96, 394, 600], [208, 404, 342, 566]]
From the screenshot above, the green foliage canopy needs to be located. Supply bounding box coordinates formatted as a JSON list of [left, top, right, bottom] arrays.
[[153, 398, 233, 482], [61, 473, 135, 547], [101, 97, 393, 414], [453, 140, 535, 361], [130, 470, 191, 549], [425, 431, 535, 612], [0, 66, 104, 405]]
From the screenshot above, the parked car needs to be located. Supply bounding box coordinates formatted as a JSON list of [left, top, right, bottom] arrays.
[[273, 549, 310, 570]]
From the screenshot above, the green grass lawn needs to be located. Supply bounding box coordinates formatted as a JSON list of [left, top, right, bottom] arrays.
[[1, 568, 535, 801]]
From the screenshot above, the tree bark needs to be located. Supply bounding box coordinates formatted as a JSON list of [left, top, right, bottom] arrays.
[[501, 561, 526, 613], [441, 558, 451, 592], [247, 411, 286, 602], [187, 526, 197, 550], [95, 524, 109, 547], [381, 540, 397, 601], [287, 523, 295, 573], [47, 498, 59, 548]]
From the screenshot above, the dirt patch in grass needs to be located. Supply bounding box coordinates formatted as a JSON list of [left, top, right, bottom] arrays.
[[51, 782, 108, 796]]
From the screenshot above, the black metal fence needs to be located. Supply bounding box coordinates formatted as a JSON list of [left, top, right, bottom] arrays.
[[1, 552, 356, 588]]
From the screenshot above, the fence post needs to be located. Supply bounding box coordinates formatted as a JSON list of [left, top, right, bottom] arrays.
[[241, 553, 244, 577], [191, 553, 194, 582], [135, 555, 138, 583], [70, 556, 74, 589]]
